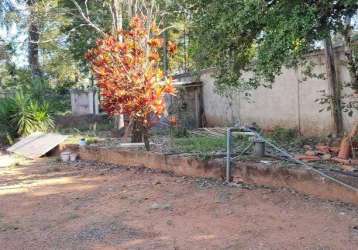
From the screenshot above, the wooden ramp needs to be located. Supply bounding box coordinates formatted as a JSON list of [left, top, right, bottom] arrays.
[[7, 132, 68, 159]]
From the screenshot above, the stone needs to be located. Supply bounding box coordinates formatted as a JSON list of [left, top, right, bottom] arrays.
[[341, 165, 355, 172], [321, 154, 332, 161], [150, 203, 161, 209], [150, 202, 171, 210], [305, 150, 316, 156], [162, 203, 172, 210], [316, 145, 330, 154], [295, 155, 320, 162]]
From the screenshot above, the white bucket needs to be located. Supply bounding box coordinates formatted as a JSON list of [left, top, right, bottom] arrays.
[[79, 138, 86, 147], [70, 153, 78, 162], [60, 151, 71, 162]]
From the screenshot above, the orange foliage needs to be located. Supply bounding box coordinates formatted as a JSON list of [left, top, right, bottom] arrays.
[[86, 16, 176, 127]]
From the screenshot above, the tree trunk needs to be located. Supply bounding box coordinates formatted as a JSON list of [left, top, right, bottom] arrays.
[[127, 118, 150, 151], [324, 36, 343, 136], [111, 0, 124, 131], [111, 0, 123, 39], [131, 119, 143, 143], [143, 127, 150, 151], [27, 0, 42, 78]]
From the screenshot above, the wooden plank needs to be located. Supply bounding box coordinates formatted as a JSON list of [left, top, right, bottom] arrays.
[[7, 133, 68, 159]]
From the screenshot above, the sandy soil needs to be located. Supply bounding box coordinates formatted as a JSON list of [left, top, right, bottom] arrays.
[[0, 157, 358, 250]]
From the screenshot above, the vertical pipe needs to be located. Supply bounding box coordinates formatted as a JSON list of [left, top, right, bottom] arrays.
[[295, 68, 302, 135], [226, 128, 232, 182]]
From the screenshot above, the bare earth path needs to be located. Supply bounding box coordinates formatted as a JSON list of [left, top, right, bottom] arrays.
[[0, 157, 358, 250]]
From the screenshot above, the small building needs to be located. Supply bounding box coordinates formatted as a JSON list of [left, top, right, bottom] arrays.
[[70, 89, 99, 115], [165, 73, 205, 129]]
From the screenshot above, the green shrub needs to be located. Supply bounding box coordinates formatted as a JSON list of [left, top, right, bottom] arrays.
[[0, 91, 55, 142], [0, 97, 17, 140], [266, 127, 298, 144]]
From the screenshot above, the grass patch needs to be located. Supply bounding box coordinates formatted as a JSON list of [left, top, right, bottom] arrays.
[[263, 127, 331, 152], [265, 127, 298, 144], [64, 134, 100, 145], [172, 135, 226, 155]]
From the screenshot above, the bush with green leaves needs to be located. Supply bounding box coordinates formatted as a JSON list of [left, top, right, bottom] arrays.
[[0, 91, 54, 143]]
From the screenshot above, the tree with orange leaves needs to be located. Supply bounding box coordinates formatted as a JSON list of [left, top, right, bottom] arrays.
[[86, 15, 176, 150]]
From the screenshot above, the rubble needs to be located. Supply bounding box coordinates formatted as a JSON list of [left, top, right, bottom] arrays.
[[338, 136, 351, 159], [316, 145, 330, 154], [337, 123, 358, 160], [305, 150, 316, 156], [321, 154, 332, 161], [296, 135, 358, 169], [340, 165, 357, 172], [295, 155, 321, 162]]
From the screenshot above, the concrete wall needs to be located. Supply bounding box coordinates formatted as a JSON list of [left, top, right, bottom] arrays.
[[198, 49, 357, 136], [70, 89, 99, 115], [71, 145, 358, 205]]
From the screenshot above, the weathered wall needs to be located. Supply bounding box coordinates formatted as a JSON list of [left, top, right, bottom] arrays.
[[70, 89, 99, 115], [197, 49, 357, 136], [72, 145, 358, 205]]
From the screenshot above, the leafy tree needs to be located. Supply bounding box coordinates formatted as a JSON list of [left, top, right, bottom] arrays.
[[178, 0, 357, 135], [65, 0, 179, 130], [0, 0, 43, 78], [86, 16, 176, 150], [184, 0, 357, 92], [58, 0, 114, 73]]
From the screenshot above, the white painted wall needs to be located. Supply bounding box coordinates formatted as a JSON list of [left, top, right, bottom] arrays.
[[197, 49, 357, 136], [70, 89, 99, 115]]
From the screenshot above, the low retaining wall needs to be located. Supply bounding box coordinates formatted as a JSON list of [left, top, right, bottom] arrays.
[[69, 145, 358, 205], [231, 162, 358, 205], [78, 146, 223, 179]]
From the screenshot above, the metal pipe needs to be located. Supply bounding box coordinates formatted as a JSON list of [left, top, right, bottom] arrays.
[[226, 128, 232, 182], [226, 127, 255, 182], [231, 142, 253, 160]]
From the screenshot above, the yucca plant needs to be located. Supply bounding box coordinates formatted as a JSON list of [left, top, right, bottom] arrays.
[[0, 96, 17, 139], [29, 101, 55, 133], [11, 91, 35, 136], [0, 90, 55, 142]]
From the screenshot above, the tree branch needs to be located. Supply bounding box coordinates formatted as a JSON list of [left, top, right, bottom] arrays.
[[70, 0, 106, 36]]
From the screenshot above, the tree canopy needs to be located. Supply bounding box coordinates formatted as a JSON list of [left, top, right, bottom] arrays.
[[182, 0, 358, 93]]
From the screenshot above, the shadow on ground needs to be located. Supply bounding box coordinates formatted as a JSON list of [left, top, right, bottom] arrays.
[[0, 156, 358, 249]]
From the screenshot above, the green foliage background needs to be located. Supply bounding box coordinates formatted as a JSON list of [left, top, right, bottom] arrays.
[[176, 0, 357, 93]]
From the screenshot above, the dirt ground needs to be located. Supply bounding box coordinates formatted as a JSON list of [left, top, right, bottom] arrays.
[[1, 156, 358, 250]]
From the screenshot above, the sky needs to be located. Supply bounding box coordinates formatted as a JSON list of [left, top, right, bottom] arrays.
[[0, 24, 27, 66], [0, 0, 28, 66]]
